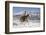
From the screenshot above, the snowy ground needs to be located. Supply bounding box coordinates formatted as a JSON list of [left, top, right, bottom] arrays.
[[13, 17, 40, 28]]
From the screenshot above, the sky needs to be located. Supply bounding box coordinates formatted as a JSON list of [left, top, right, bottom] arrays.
[[13, 7, 40, 15]]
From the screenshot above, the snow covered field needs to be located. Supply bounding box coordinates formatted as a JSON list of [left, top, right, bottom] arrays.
[[13, 16, 40, 28]]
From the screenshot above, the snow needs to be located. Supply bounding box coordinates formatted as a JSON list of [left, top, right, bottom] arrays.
[[13, 18, 40, 28]]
